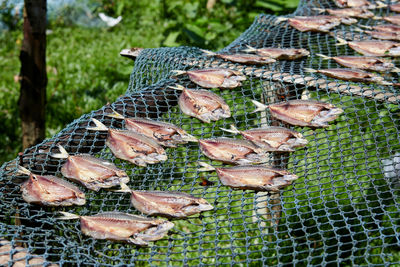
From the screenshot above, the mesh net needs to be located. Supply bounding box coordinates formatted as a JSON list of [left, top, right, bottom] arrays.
[[1, 0, 400, 265]]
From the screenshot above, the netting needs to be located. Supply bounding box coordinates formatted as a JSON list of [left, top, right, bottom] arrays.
[[1, 0, 400, 265]]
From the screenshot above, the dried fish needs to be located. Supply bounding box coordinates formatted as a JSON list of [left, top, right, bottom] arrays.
[[199, 138, 269, 165], [390, 3, 400, 12], [120, 47, 144, 59], [336, 38, 400, 56], [243, 45, 309, 60], [220, 124, 308, 152], [201, 49, 276, 65], [354, 26, 400, 41], [383, 15, 400, 25], [169, 84, 231, 123], [334, 0, 380, 8], [172, 68, 246, 89], [313, 7, 375, 19], [107, 110, 197, 147], [18, 166, 86, 206], [198, 162, 298, 192], [317, 54, 399, 72], [88, 119, 167, 167], [278, 16, 357, 33], [305, 68, 391, 85], [51, 145, 129, 191], [117, 184, 213, 218], [252, 99, 343, 127], [59, 211, 174, 246], [360, 24, 400, 33]]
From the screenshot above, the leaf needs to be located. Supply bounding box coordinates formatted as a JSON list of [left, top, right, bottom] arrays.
[[163, 31, 180, 47]]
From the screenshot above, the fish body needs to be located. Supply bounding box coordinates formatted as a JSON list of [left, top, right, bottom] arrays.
[[390, 3, 400, 13], [288, 16, 355, 33], [384, 15, 400, 26], [364, 30, 400, 41], [324, 8, 374, 18], [214, 165, 298, 191], [245, 47, 309, 60], [315, 68, 386, 83], [178, 87, 231, 123], [78, 212, 174, 246], [235, 126, 308, 152], [121, 117, 196, 147], [334, 0, 373, 8], [199, 138, 269, 165], [213, 53, 276, 65], [21, 173, 86, 206], [347, 40, 400, 56], [61, 154, 129, 191], [267, 100, 343, 127], [330, 56, 395, 72], [106, 128, 167, 167], [369, 24, 400, 33], [182, 68, 247, 89], [130, 190, 213, 218]]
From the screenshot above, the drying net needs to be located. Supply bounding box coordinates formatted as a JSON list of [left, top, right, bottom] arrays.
[[1, 0, 400, 265]]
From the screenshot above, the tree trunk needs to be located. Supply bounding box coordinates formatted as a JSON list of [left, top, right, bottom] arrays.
[[19, 0, 47, 150]]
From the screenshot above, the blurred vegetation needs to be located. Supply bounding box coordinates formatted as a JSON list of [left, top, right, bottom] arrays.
[[0, 0, 299, 163]]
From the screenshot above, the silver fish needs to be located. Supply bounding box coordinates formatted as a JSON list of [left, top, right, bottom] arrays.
[[107, 110, 197, 147], [252, 99, 343, 127], [220, 125, 308, 152], [172, 68, 247, 89], [18, 166, 86, 206], [88, 119, 167, 167], [199, 162, 298, 192], [59, 211, 174, 246], [51, 145, 129, 191], [170, 84, 231, 123], [118, 184, 213, 218], [243, 45, 309, 60], [199, 138, 269, 165]]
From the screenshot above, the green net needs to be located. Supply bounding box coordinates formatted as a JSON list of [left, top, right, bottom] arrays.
[[1, 0, 399, 265]]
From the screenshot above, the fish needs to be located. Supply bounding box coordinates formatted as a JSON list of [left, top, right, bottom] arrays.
[[336, 38, 400, 56], [88, 118, 167, 167], [390, 3, 400, 13], [313, 7, 375, 19], [220, 124, 308, 152], [107, 110, 197, 147], [58, 211, 174, 246], [17, 166, 86, 206], [120, 47, 144, 60], [304, 68, 391, 85], [383, 15, 400, 25], [280, 16, 357, 33], [252, 99, 344, 127], [117, 184, 213, 218], [360, 24, 400, 33], [333, 0, 380, 8], [172, 68, 247, 89], [198, 138, 269, 165], [51, 145, 129, 191], [243, 45, 309, 60], [198, 162, 298, 192], [201, 49, 276, 65], [361, 29, 400, 41], [317, 54, 399, 72], [169, 84, 231, 123]]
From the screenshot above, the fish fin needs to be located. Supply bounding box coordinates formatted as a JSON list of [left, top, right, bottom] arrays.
[[200, 49, 216, 56], [352, 27, 364, 33], [375, 1, 387, 9], [128, 237, 149, 246], [274, 17, 288, 24], [106, 109, 125, 120], [220, 124, 240, 134], [171, 70, 187, 76], [114, 182, 132, 193], [304, 68, 317, 73], [358, 24, 372, 30], [242, 45, 257, 53], [17, 166, 31, 176], [260, 139, 281, 148], [198, 162, 216, 172], [316, 54, 332, 60], [58, 211, 80, 220], [251, 99, 268, 113], [87, 118, 108, 131], [168, 84, 185, 91], [392, 67, 400, 73], [312, 7, 324, 13], [335, 37, 348, 46], [184, 133, 198, 143], [51, 144, 69, 159]]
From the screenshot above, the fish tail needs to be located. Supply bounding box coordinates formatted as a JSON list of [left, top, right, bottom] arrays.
[[17, 166, 31, 175], [168, 84, 185, 91], [375, 1, 387, 9], [198, 162, 216, 172], [304, 68, 317, 73], [312, 7, 325, 13], [87, 118, 108, 131], [392, 67, 400, 73], [200, 49, 216, 56], [106, 109, 125, 120], [352, 27, 364, 33], [114, 182, 132, 193], [51, 144, 69, 159], [358, 24, 372, 30], [242, 45, 257, 53], [379, 80, 392, 86], [58, 211, 80, 220], [184, 133, 198, 143], [171, 70, 187, 76], [335, 37, 348, 46], [274, 17, 288, 24], [251, 99, 268, 113], [220, 124, 240, 134], [316, 54, 331, 60]]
